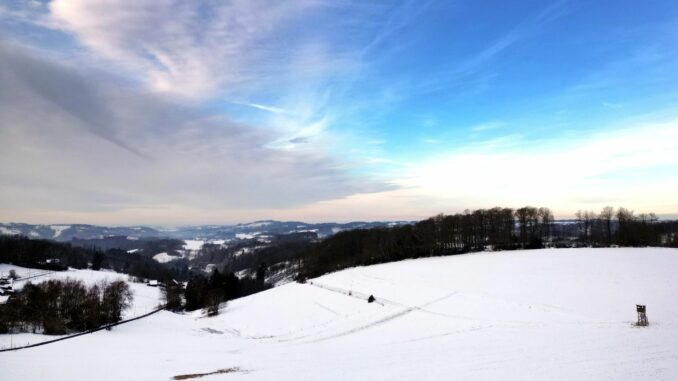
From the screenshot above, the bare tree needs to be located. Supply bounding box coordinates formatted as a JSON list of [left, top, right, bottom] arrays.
[[599, 206, 614, 246], [205, 289, 225, 317]]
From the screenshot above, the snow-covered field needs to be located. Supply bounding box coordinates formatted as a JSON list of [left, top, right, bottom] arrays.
[[2, 248, 678, 380], [0, 264, 161, 349]]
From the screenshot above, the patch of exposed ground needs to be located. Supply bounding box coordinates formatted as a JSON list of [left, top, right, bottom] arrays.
[[172, 367, 244, 380]]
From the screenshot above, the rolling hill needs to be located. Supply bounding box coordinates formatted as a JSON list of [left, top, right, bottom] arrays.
[[2, 247, 677, 380]]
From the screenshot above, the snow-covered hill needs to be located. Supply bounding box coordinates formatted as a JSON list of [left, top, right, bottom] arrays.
[[0, 265, 162, 349], [2, 248, 678, 380], [0, 223, 163, 242]]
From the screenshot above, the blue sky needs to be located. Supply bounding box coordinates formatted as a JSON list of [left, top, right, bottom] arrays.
[[1, 0, 677, 224]]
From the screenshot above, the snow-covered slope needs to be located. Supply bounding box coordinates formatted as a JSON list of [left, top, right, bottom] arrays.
[[2, 248, 678, 380], [0, 265, 162, 349]]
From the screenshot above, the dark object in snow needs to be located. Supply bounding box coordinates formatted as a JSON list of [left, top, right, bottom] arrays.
[[636, 304, 648, 326], [0, 278, 13, 294], [367, 295, 375, 303]]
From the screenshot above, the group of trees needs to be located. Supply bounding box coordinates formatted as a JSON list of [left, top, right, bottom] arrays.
[[574, 207, 673, 247], [0, 278, 133, 335], [300, 206, 678, 279], [71, 236, 185, 254], [300, 207, 555, 279], [0, 236, 89, 270], [163, 269, 271, 316]]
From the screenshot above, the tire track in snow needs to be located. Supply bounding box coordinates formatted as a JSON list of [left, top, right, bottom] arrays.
[[300, 284, 460, 343], [306, 280, 390, 306], [302, 305, 417, 343], [305, 280, 648, 329], [313, 302, 341, 316]]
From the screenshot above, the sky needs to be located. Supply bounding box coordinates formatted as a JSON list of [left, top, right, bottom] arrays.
[[1, 0, 677, 225]]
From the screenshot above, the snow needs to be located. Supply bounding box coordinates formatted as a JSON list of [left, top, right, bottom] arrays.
[[2, 248, 678, 380], [242, 221, 272, 228], [294, 229, 318, 233], [184, 239, 226, 250], [0, 265, 162, 349], [0, 226, 21, 235], [50, 225, 71, 238], [234, 247, 253, 257], [183, 239, 205, 251], [182, 240, 226, 260], [0, 265, 161, 317], [236, 232, 259, 240], [0, 264, 50, 280], [126, 248, 139, 254], [152, 252, 179, 263]]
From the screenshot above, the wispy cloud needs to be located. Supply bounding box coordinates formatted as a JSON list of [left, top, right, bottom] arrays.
[[235, 102, 291, 115], [415, 1, 574, 95], [359, 0, 435, 57], [0, 41, 394, 223], [2, 0, 678, 224], [38, 0, 344, 99], [470, 121, 506, 132]]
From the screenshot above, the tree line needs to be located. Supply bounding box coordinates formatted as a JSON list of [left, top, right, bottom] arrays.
[[0, 235, 188, 282], [573, 207, 674, 247], [0, 278, 133, 335], [299, 206, 678, 279]]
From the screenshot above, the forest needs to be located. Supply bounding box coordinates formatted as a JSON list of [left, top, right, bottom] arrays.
[[0, 235, 188, 282], [298, 206, 678, 279], [0, 278, 133, 335], [169, 267, 271, 316]]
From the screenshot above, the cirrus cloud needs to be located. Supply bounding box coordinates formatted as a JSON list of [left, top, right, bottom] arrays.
[[0, 40, 394, 223]]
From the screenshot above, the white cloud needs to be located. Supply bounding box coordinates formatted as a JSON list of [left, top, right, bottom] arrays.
[[235, 102, 291, 115], [398, 121, 678, 215], [46, 0, 333, 98], [266, 120, 678, 222], [0, 41, 393, 223]]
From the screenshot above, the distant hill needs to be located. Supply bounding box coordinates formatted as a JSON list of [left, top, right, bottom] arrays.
[[0, 220, 412, 242], [0, 223, 163, 242]]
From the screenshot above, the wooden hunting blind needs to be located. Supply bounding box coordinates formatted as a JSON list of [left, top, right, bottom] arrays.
[[636, 304, 648, 326]]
